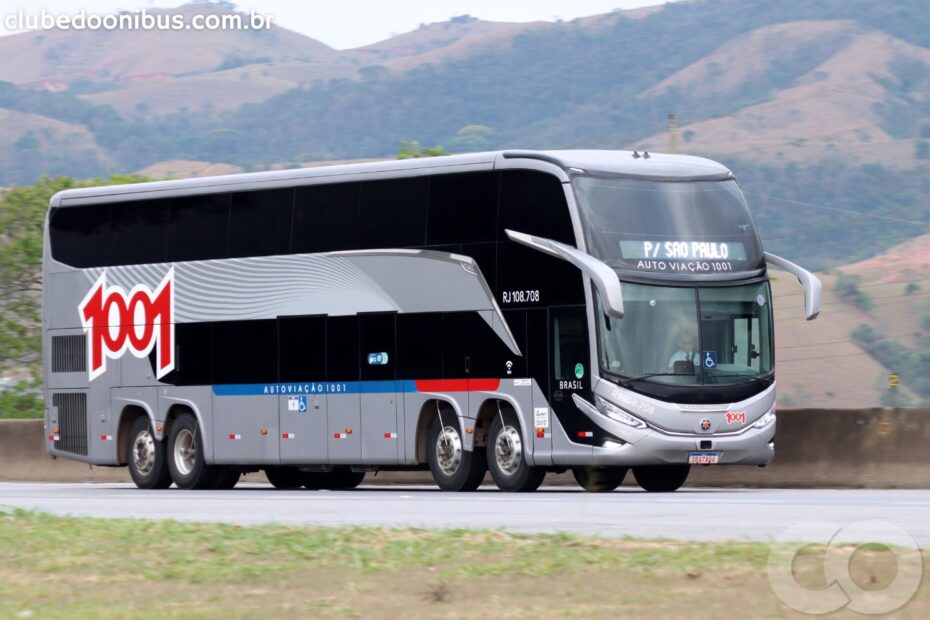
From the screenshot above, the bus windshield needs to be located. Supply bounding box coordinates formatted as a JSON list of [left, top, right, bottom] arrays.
[[596, 281, 773, 391], [573, 177, 764, 275]]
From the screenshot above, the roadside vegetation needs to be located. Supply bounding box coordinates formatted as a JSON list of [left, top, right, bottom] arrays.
[[1, 509, 926, 619], [0, 176, 148, 419]]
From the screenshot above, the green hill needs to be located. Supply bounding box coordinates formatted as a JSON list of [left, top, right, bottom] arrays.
[[0, 0, 929, 267]]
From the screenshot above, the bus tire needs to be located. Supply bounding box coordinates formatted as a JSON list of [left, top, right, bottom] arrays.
[[324, 469, 366, 490], [427, 415, 486, 492], [633, 465, 690, 492], [126, 416, 172, 490], [572, 466, 627, 492], [213, 468, 241, 490], [487, 408, 545, 492], [167, 413, 221, 490], [264, 467, 306, 489]]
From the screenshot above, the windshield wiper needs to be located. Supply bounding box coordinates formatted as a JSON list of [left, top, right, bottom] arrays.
[[624, 372, 690, 383], [704, 373, 773, 385]]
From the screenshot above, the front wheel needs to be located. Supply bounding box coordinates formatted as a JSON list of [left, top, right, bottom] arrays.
[[572, 466, 627, 492], [632, 465, 690, 492], [126, 416, 172, 489], [427, 415, 486, 491], [487, 408, 545, 492]]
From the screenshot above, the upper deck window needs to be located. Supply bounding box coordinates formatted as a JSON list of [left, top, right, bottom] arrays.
[[573, 177, 763, 276]]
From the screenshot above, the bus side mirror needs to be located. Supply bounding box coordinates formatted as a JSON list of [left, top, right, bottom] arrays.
[[505, 229, 624, 318], [764, 251, 821, 320]]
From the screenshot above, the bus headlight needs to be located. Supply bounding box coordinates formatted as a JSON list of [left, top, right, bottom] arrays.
[[752, 407, 776, 429], [594, 395, 647, 429]]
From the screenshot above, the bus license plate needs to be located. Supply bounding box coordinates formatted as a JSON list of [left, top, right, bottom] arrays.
[[689, 451, 721, 465]]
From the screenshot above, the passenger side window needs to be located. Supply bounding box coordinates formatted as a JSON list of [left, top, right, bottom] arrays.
[[228, 189, 293, 258], [49, 203, 112, 267], [293, 183, 360, 253], [427, 172, 499, 245], [279, 315, 326, 382], [109, 199, 170, 265], [498, 170, 575, 244], [396, 313, 442, 379], [326, 315, 360, 381], [358, 177, 428, 249], [167, 193, 230, 262], [213, 320, 277, 384]]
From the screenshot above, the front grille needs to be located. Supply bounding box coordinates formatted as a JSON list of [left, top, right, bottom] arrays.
[[51, 335, 86, 373], [53, 392, 88, 456]]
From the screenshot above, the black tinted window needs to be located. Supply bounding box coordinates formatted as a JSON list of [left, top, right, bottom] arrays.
[[228, 189, 293, 258], [158, 322, 212, 386], [427, 172, 498, 244], [167, 193, 230, 262], [499, 170, 574, 244], [49, 203, 111, 267], [326, 315, 359, 381], [293, 183, 359, 253], [279, 315, 326, 381], [442, 312, 495, 378], [397, 313, 442, 379], [213, 320, 277, 384], [358, 177, 428, 249], [109, 199, 170, 265]]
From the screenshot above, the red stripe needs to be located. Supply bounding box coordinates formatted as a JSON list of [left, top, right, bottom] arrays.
[[415, 378, 501, 393]]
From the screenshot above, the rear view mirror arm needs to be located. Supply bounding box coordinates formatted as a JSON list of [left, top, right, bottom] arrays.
[[764, 251, 822, 320], [505, 229, 624, 318]]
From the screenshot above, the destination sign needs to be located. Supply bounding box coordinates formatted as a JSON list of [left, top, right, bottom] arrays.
[[619, 240, 748, 261], [617, 239, 751, 273]]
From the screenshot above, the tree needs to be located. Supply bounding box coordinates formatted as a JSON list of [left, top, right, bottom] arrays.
[[396, 140, 447, 159], [0, 175, 149, 377]]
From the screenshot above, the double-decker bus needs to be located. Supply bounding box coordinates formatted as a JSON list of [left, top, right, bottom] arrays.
[[42, 150, 820, 492]]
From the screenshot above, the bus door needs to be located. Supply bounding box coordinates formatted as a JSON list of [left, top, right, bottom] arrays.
[[359, 313, 400, 464], [548, 306, 594, 444]]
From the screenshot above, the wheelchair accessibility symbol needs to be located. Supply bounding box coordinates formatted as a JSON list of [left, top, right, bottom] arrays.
[[288, 395, 307, 413], [703, 351, 717, 369]]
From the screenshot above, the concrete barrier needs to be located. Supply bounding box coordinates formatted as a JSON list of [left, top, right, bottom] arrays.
[[2, 409, 929, 488]]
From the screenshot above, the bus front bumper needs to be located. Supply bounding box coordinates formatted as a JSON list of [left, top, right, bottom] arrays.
[[588, 423, 776, 467]]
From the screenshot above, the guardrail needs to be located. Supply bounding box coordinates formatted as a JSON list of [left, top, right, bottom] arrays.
[[2, 409, 929, 487]]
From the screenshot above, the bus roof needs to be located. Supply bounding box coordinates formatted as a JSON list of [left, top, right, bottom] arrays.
[[50, 149, 733, 208]]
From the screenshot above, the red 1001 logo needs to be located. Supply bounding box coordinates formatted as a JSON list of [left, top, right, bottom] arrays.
[[78, 269, 174, 381]]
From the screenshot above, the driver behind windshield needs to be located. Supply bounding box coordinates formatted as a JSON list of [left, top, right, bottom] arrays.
[[668, 333, 699, 371]]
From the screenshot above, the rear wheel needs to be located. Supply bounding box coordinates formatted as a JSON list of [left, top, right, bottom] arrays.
[[427, 415, 486, 491], [572, 466, 627, 492], [264, 467, 306, 489], [126, 416, 171, 490], [633, 465, 690, 492], [487, 408, 545, 492], [167, 413, 222, 490], [319, 469, 365, 491], [213, 468, 241, 490]]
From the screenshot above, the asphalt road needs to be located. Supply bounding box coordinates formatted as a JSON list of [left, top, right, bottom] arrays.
[[2, 483, 929, 546]]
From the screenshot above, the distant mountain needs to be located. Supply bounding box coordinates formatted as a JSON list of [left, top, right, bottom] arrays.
[[1, 0, 929, 267]]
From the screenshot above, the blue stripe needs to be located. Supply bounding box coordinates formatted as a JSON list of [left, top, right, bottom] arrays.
[[212, 380, 419, 397]]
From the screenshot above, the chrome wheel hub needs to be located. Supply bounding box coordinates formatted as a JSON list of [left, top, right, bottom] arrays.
[[435, 426, 462, 476], [174, 428, 196, 476], [132, 430, 156, 476], [495, 425, 523, 476]]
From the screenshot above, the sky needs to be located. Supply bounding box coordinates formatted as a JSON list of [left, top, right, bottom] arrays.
[[0, 0, 671, 49]]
